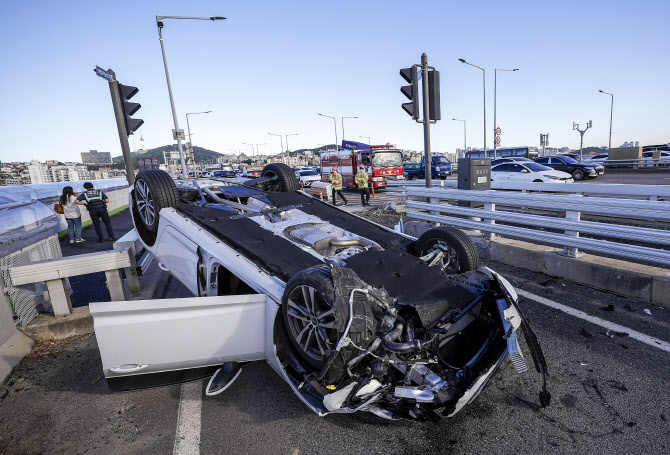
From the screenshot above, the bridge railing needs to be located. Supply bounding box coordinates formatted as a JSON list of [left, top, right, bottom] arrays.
[[400, 186, 670, 267], [387, 180, 670, 201]]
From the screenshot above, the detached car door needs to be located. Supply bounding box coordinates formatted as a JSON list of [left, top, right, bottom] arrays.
[[91, 294, 270, 391]]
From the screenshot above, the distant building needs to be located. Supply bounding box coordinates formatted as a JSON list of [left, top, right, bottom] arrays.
[[28, 160, 53, 184], [46, 160, 60, 166], [81, 150, 112, 165]]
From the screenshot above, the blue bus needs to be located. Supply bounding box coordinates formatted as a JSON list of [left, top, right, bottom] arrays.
[[466, 147, 539, 160]]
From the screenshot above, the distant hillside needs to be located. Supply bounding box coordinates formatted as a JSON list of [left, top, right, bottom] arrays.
[[112, 145, 224, 166]]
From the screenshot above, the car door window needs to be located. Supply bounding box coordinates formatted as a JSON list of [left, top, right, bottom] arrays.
[[535, 158, 549, 164], [492, 164, 518, 172]]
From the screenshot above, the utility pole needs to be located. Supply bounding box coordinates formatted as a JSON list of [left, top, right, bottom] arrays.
[[599, 90, 614, 149], [573, 121, 592, 161]]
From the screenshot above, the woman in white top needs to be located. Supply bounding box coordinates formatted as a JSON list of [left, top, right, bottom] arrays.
[[60, 186, 85, 243]]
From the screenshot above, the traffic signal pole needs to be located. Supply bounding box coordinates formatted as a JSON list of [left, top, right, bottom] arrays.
[[420, 53, 432, 189], [107, 69, 135, 186]]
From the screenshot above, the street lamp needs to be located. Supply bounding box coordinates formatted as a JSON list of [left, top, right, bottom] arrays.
[[494, 68, 518, 158], [341, 116, 358, 142], [599, 90, 614, 149], [359, 136, 371, 145], [459, 59, 486, 158], [268, 133, 284, 163], [156, 15, 225, 178], [317, 113, 338, 151], [255, 143, 266, 158], [285, 134, 298, 165], [186, 110, 212, 159], [452, 118, 467, 158], [573, 120, 593, 161]]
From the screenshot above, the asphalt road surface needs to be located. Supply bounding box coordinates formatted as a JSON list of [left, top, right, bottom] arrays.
[[2, 236, 669, 454]]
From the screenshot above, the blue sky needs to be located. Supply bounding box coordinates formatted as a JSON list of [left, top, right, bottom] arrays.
[[1, 0, 668, 162]]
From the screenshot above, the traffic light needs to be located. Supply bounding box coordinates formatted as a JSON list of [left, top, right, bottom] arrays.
[[400, 67, 419, 119], [428, 70, 441, 121], [118, 83, 143, 136]]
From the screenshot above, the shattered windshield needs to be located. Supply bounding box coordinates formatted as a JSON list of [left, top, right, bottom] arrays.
[[371, 151, 403, 168]]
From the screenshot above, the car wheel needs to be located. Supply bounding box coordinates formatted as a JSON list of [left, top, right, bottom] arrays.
[[533, 179, 544, 183], [407, 174, 413, 180], [132, 170, 180, 246], [262, 163, 300, 192], [441, 176, 447, 180], [282, 265, 339, 368], [572, 169, 584, 181], [414, 226, 479, 274]]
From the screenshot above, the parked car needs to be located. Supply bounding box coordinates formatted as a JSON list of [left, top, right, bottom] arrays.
[[491, 157, 533, 167], [295, 169, 321, 187], [492, 161, 573, 183], [91, 164, 549, 422], [534, 156, 604, 181], [211, 169, 236, 178], [404, 155, 452, 180], [641, 151, 670, 167], [582, 154, 609, 163]]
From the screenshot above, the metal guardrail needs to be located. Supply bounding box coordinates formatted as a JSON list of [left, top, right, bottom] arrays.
[[402, 186, 670, 267], [8, 248, 137, 317], [387, 180, 670, 201]]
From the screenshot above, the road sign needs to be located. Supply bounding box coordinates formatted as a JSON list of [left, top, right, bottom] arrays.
[[94, 66, 113, 82], [172, 129, 185, 140], [496, 127, 501, 135], [495, 136, 501, 145]]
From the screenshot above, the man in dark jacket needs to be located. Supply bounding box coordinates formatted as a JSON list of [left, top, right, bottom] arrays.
[[76, 182, 115, 242]]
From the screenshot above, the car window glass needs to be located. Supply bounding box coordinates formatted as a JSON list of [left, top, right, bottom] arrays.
[[525, 162, 551, 171], [493, 164, 519, 172], [535, 158, 549, 164]]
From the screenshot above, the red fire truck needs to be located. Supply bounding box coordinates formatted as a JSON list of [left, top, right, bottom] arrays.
[[321, 142, 404, 189]]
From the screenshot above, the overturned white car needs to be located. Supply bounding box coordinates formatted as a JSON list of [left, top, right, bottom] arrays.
[[92, 164, 549, 421]]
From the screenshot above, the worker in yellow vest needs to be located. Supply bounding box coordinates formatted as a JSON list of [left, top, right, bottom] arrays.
[[328, 166, 348, 206], [355, 164, 370, 206]]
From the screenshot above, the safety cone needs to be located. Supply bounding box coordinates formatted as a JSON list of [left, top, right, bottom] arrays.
[[371, 184, 376, 198], [320, 191, 323, 201]]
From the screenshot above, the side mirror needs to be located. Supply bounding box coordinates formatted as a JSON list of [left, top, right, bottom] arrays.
[[522, 169, 530, 173]]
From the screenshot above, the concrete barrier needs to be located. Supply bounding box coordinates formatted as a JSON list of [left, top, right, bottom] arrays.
[[0, 289, 34, 385]]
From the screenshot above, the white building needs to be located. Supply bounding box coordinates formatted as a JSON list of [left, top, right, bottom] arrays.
[[28, 161, 53, 184]]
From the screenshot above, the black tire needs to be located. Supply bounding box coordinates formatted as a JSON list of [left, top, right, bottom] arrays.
[[414, 226, 479, 274], [132, 170, 179, 246], [441, 176, 447, 180], [262, 163, 299, 192], [533, 179, 544, 183], [406, 174, 414, 180], [572, 169, 585, 181], [281, 265, 339, 368]]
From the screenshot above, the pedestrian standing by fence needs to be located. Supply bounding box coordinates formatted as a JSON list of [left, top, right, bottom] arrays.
[[60, 186, 85, 244], [76, 182, 115, 243], [329, 166, 348, 206], [355, 164, 370, 206]]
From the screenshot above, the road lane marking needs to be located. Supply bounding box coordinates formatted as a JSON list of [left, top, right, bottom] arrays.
[[173, 381, 202, 455], [517, 289, 670, 354]]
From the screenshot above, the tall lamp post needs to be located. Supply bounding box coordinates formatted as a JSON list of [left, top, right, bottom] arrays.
[[317, 113, 338, 150], [156, 15, 225, 178], [255, 143, 266, 163], [359, 136, 371, 145], [268, 133, 284, 163], [452, 118, 467, 158], [494, 68, 519, 158], [598, 90, 614, 149], [573, 121, 593, 161], [186, 110, 212, 162], [285, 134, 298, 165], [341, 116, 358, 142], [459, 59, 486, 158]]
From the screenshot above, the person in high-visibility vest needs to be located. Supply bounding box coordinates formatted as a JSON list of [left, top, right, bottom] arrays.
[[75, 182, 115, 242], [355, 164, 370, 206], [328, 166, 348, 206]]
